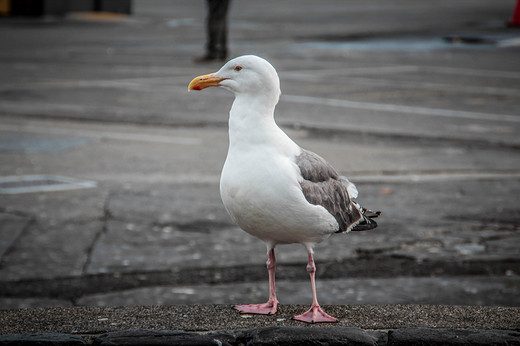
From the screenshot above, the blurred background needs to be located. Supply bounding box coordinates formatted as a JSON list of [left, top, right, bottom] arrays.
[[0, 0, 519, 309]]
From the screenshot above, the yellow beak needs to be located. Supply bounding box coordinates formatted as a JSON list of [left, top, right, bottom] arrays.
[[188, 73, 226, 91]]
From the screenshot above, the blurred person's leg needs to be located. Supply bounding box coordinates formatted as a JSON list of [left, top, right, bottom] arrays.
[[196, 0, 230, 62]]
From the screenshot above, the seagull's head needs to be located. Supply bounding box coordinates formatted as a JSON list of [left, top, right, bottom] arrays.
[[188, 55, 281, 101]]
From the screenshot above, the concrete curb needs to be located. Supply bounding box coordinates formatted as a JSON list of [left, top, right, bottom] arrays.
[[1, 305, 519, 345]]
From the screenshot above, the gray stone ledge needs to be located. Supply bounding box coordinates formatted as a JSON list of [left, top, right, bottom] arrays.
[[1, 305, 519, 345], [0, 333, 86, 345], [387, 328, 520, 346], [1, 328, 519, 346]]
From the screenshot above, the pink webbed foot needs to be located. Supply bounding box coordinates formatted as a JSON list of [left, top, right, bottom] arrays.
[[234, 300, 278, 315], [293, 304, 338, 323]]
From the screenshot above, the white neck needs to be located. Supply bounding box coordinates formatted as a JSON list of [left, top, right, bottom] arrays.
[[227, 94, 299, 156]]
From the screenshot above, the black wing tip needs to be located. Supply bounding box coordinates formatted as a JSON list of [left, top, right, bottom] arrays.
[[351, 220, 378, 231], [361, 207, 381, 218], [351, 208, 381, 232]]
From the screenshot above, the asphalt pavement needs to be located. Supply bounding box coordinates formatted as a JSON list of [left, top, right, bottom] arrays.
[[0, 0, 519, 336]]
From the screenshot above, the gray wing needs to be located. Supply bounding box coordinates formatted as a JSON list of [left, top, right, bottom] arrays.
[[295, 149, 364, 233]]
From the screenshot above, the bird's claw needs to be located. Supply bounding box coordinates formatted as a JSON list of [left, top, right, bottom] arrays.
[[234, 301, 278, 315], [293, 305, 338, 323]]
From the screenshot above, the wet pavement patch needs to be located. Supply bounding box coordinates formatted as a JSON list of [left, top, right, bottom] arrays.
[[0, 133, 93, 153], [292, 34, 520, 52], [0, 175, 96, 194], [293, 37, 457, 52]]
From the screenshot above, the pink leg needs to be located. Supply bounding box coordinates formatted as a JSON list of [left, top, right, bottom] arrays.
[[234, 248, 279, 315], [293, 252, 338, 323]]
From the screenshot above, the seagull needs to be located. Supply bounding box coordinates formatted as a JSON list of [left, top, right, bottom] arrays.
[[188, 55, 380, 323]]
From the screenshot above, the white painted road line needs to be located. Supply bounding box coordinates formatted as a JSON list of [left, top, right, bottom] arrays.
[[282, 65, 520, 80], [280, 65, 421, 78], [88, 171, 520, 185], [0, 175, 97, 194], [0, 123, 202, 145], [333, 77, 520, 97], [348, 171, 520, 184], [423, 66, 520, 80], [282, 94, 520, 123]]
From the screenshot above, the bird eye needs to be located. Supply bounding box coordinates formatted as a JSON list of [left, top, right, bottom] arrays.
[[234, 65, 243, 72]]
